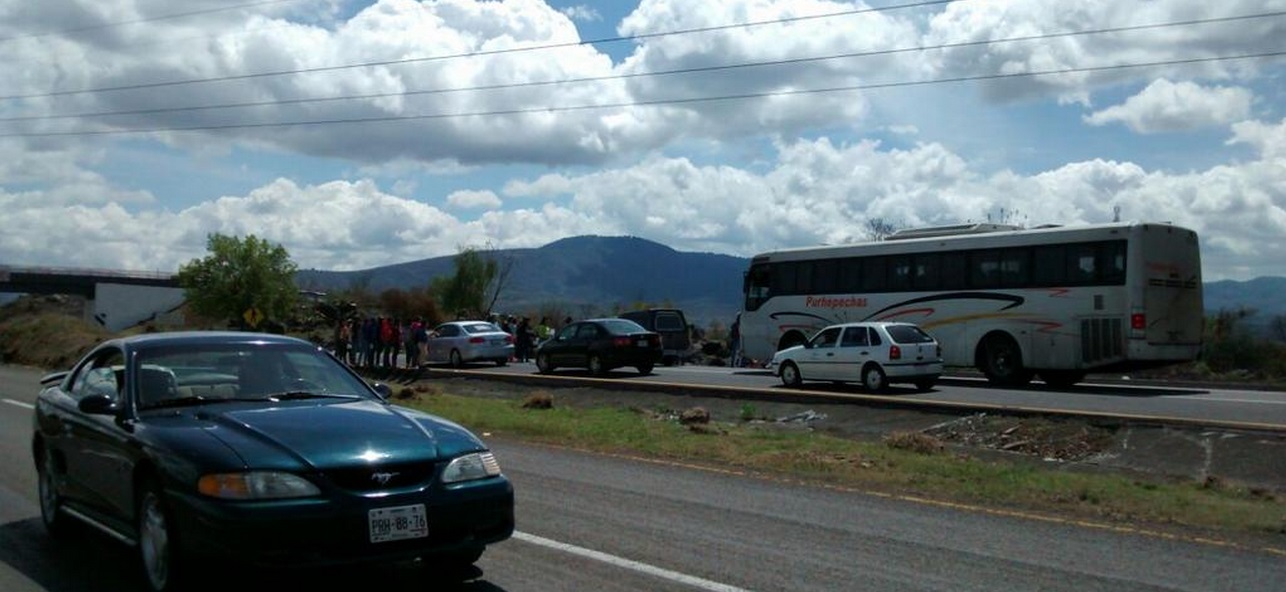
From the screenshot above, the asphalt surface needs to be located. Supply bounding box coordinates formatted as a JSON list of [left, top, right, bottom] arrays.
[[3, 364, 1285, 592]]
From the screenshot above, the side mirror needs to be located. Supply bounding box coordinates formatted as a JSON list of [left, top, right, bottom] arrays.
[[370, 382, 393, 400], [78, 393, 119, 415]]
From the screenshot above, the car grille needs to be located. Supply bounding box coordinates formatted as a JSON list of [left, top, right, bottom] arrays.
[[323, 461, 437, 493]]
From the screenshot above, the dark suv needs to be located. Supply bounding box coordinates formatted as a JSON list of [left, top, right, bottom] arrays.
[[618, 308, 691, 366]]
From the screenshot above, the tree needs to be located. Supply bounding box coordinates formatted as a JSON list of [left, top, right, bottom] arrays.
[[864, 217, 901, 241], [431, 246, 499, 318], [177, 233, 299, 329]]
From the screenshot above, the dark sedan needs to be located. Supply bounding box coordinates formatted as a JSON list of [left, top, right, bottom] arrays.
[[32, 331, 514, 592], [535, 318, 663, 376]]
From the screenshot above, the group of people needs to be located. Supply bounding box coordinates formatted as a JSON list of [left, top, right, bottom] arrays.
[[334, 315, 431, 369], [333, 313, 572, 368], [491, 314, 559, 363]]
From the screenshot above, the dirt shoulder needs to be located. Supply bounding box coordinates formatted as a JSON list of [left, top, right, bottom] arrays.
[[367, 368, 1286, 496]]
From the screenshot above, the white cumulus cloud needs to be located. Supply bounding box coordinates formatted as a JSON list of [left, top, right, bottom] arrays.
[[1084, 79, 1255, 133]]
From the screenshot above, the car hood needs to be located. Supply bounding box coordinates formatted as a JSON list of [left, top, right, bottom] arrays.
[[771, 345, 805, 361], [185, 399, 485, 471]]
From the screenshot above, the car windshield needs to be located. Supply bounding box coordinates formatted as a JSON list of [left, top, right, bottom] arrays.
[[463, 322, 500, 334], [134, 343, 375, 409]]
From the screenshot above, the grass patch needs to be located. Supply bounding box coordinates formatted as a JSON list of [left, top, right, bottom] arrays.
[[407, 391, 1286, 539]]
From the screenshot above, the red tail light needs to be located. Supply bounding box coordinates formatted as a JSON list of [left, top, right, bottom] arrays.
[[505, 334, 515, 344], [889, 345, 902, 360], [469, 336, 485, 344], [1131, 313, 1146, 330], [612, 336, 632, 347]]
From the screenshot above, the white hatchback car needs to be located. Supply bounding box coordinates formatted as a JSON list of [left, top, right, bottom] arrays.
[[769, 322, 943, 392]]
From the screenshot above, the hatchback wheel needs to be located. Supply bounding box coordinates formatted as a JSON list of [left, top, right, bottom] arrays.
[[536, 353, 555, 374], [779, 362, 803, 387], [138, 480, 184, 592], [862, 364, 887, 392]]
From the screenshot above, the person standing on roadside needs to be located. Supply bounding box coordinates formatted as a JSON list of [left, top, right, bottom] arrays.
[[514, 317, 534, 362]]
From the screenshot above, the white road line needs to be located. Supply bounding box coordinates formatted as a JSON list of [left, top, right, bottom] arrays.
[[512, 531, 754, 592], [3, 399, 33, 410], [1171, 396, 1286, 405]]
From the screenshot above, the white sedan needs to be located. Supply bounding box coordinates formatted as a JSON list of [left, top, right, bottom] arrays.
[[769, 321, 943, 392], [424, 320, 515, 367]]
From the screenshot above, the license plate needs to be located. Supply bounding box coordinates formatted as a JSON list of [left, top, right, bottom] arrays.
[[369, 504, 428, 543], [636, 339, 647, 347]]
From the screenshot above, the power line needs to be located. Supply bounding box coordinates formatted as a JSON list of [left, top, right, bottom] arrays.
[[6, 50, 1282, 139], [5, 10, 1280, 124], [0, 0, 309, 43], [0, 0, 957, 101]]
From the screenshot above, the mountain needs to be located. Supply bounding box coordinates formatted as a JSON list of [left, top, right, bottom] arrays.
[[1202, 276, 1286, 333], [295, 235, 1286, 329], [294, 236, 749, 327]]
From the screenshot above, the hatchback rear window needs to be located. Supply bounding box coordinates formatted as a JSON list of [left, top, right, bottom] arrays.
[[885, 325, 935, 344]]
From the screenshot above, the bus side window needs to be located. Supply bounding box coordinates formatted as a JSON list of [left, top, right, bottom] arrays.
[[1033, 245, 1065, 286], [863, 257, 887, 292], [971, 250, 1000, 288], [941, 252, 967, 290], [1068, 244, 1097, 284], [1100, 240, 1126, 284]]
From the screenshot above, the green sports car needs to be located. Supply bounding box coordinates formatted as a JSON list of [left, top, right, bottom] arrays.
[[32, 331, 514, 592]]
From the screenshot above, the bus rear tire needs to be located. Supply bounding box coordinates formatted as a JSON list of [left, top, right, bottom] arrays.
[[979, 334, 1033, 387]]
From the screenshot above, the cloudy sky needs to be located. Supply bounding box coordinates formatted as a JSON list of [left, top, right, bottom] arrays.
[[2, 0, 1284, 281]]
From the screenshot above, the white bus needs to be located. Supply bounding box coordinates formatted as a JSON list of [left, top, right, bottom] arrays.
[[739, 221, 1204, 387]]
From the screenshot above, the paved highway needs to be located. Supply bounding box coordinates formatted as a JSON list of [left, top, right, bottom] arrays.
[[3, 365, 1283, 592], [462, 363, 1286, 431]]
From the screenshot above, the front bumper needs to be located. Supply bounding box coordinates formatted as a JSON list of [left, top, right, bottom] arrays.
[[171, 476, 514, 567]]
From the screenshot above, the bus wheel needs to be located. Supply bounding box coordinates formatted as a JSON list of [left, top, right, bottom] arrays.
[[979, 334, 1033, 387], [1040, 370, 1085, 389]]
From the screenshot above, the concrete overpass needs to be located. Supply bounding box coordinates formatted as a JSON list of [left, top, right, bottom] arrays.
[[0, 265, 186, 332]]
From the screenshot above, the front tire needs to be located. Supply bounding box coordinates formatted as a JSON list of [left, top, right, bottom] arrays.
[[862, 364, 888, 392], [449, 350, 465, 368], [138, 479, 184, 592], [779, 362, 803, 387], [536, 353, 555, 374], [979, 334, 1033, 387]]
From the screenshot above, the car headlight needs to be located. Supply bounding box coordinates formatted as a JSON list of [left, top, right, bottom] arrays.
[[441, 451, 501, 484], [198, 471, 321, 499]]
